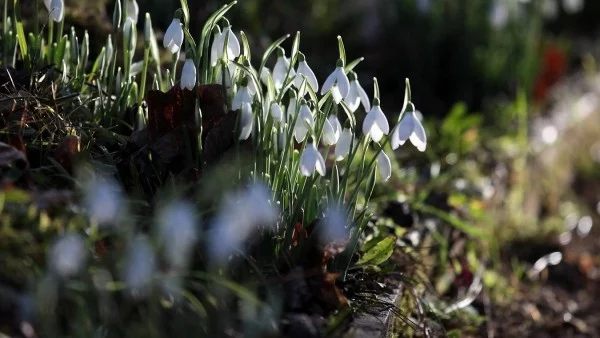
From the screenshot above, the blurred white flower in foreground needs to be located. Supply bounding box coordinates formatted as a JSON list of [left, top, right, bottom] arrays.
[[391, 110, 427, 152], [489, 0, 509, 30], [208, 182, 279, 263], [300, 143, 326, 176], [163, 17, 184, 54], [294, 52, 319, 92], [416, 0, 432, 14], [49, 234, 87, 278], [563, 0, 584, 14], [319, 204, 349, 245], [321, 60, 350, 104], [362, 100, 389, 142], [377, 151, 392, 182], [541, 0, 559, 19], [335, 128, 354, 161], [83, 176, 124, 226], [180, 59, 197, 90], [156, 201, 198, 270], [344, 72, 370, 113], [44, 0, 64, 22], [123, 235, 156, 298]]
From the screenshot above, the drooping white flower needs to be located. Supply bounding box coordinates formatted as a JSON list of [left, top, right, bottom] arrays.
[[293, 52, 318, 92], [321, 59, 350, 104], [208, 182, 279, 263], [156, 201, 198, 269], [163, 17, 184, 54], [83, 176, 123, 226], [210, 22, 240, 66], [300, 142, 326, 176], [322, 115, 342, 146], [563, 0, 584, 14], [45, 0, 64, 22], [286, 91, 298, 121], [335, 128, 354, 161], [260, 67, 271, 86], [239, 102, 254, 140], [344, 72, 370, 112], [125, 0, 139, 24], [541, 0, 559, 19], [391, 109, 427, 152], [231, 80, 254, 111], [293, 101, 315, 143], [180, 59, 196, 90], [377, 151, 392, 182], [215, 60, 236, 94], [489, 0, 509, 30], [271, 102, 285, 123], [362, 99, 389, 142], [123, 235, 156, 298], [49, 234, 87, 278], [273, 47, 296, 90]]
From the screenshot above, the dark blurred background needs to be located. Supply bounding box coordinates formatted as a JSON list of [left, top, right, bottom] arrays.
[[62, 0, 600, 117]]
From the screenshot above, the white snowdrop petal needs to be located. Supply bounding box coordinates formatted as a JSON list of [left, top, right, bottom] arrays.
[[180, 59, 197, 90], [336, 68, 350, 98], [224, 27, 241, 58], [357, 83, 371, 112], [345, 83, 361, 112], [321, 70, 337, 95], [335, 129, 353, 161], [331, 85, 343, 104], [373, 107, 390, 135], [409, 115, 427, 152], [377, 151, 392, 182], [397, 114, 415, 143], [315, 151, 326, 176]]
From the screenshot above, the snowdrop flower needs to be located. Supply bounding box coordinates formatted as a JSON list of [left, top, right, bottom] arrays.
[[563, 0, 584, 14], [84, 176, 123, 226], [44, 0, 64, 22], [377, 151, 392, 182], [287, 90, 298, 121], [541, 0, 559, 19], [335, 128, 354, 161], [344, 72, 370, 112], [300, 142, 326, 176], [391, 109, 427, 152], [163, 15, 184, 54], [210, 20, 241, 66], [231, 78, 254, 111], [215, 60, 236, 94], [123, 17, 137, 53], [49, 234, 87, 278], [273, 47, 295, 89], [180, 59, 196, 90], [156, 201, 198, 269], [260, 67, 271, 86], [293, 52, 318, 92], [125, 0, 139, 24], [489, 0, 509, 30], [239, 102, 254, 140], [362, 98, 389, 142], [322, 115, 342, 146], [271, 102, 285, 123], [321, 59, 350, 104], [123, 235, 156, 297], [208, 182, 279, 263], [293, 101, 315, 142]]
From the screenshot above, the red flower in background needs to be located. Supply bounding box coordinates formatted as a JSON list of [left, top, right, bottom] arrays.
[[534, 44, 567, 103]]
